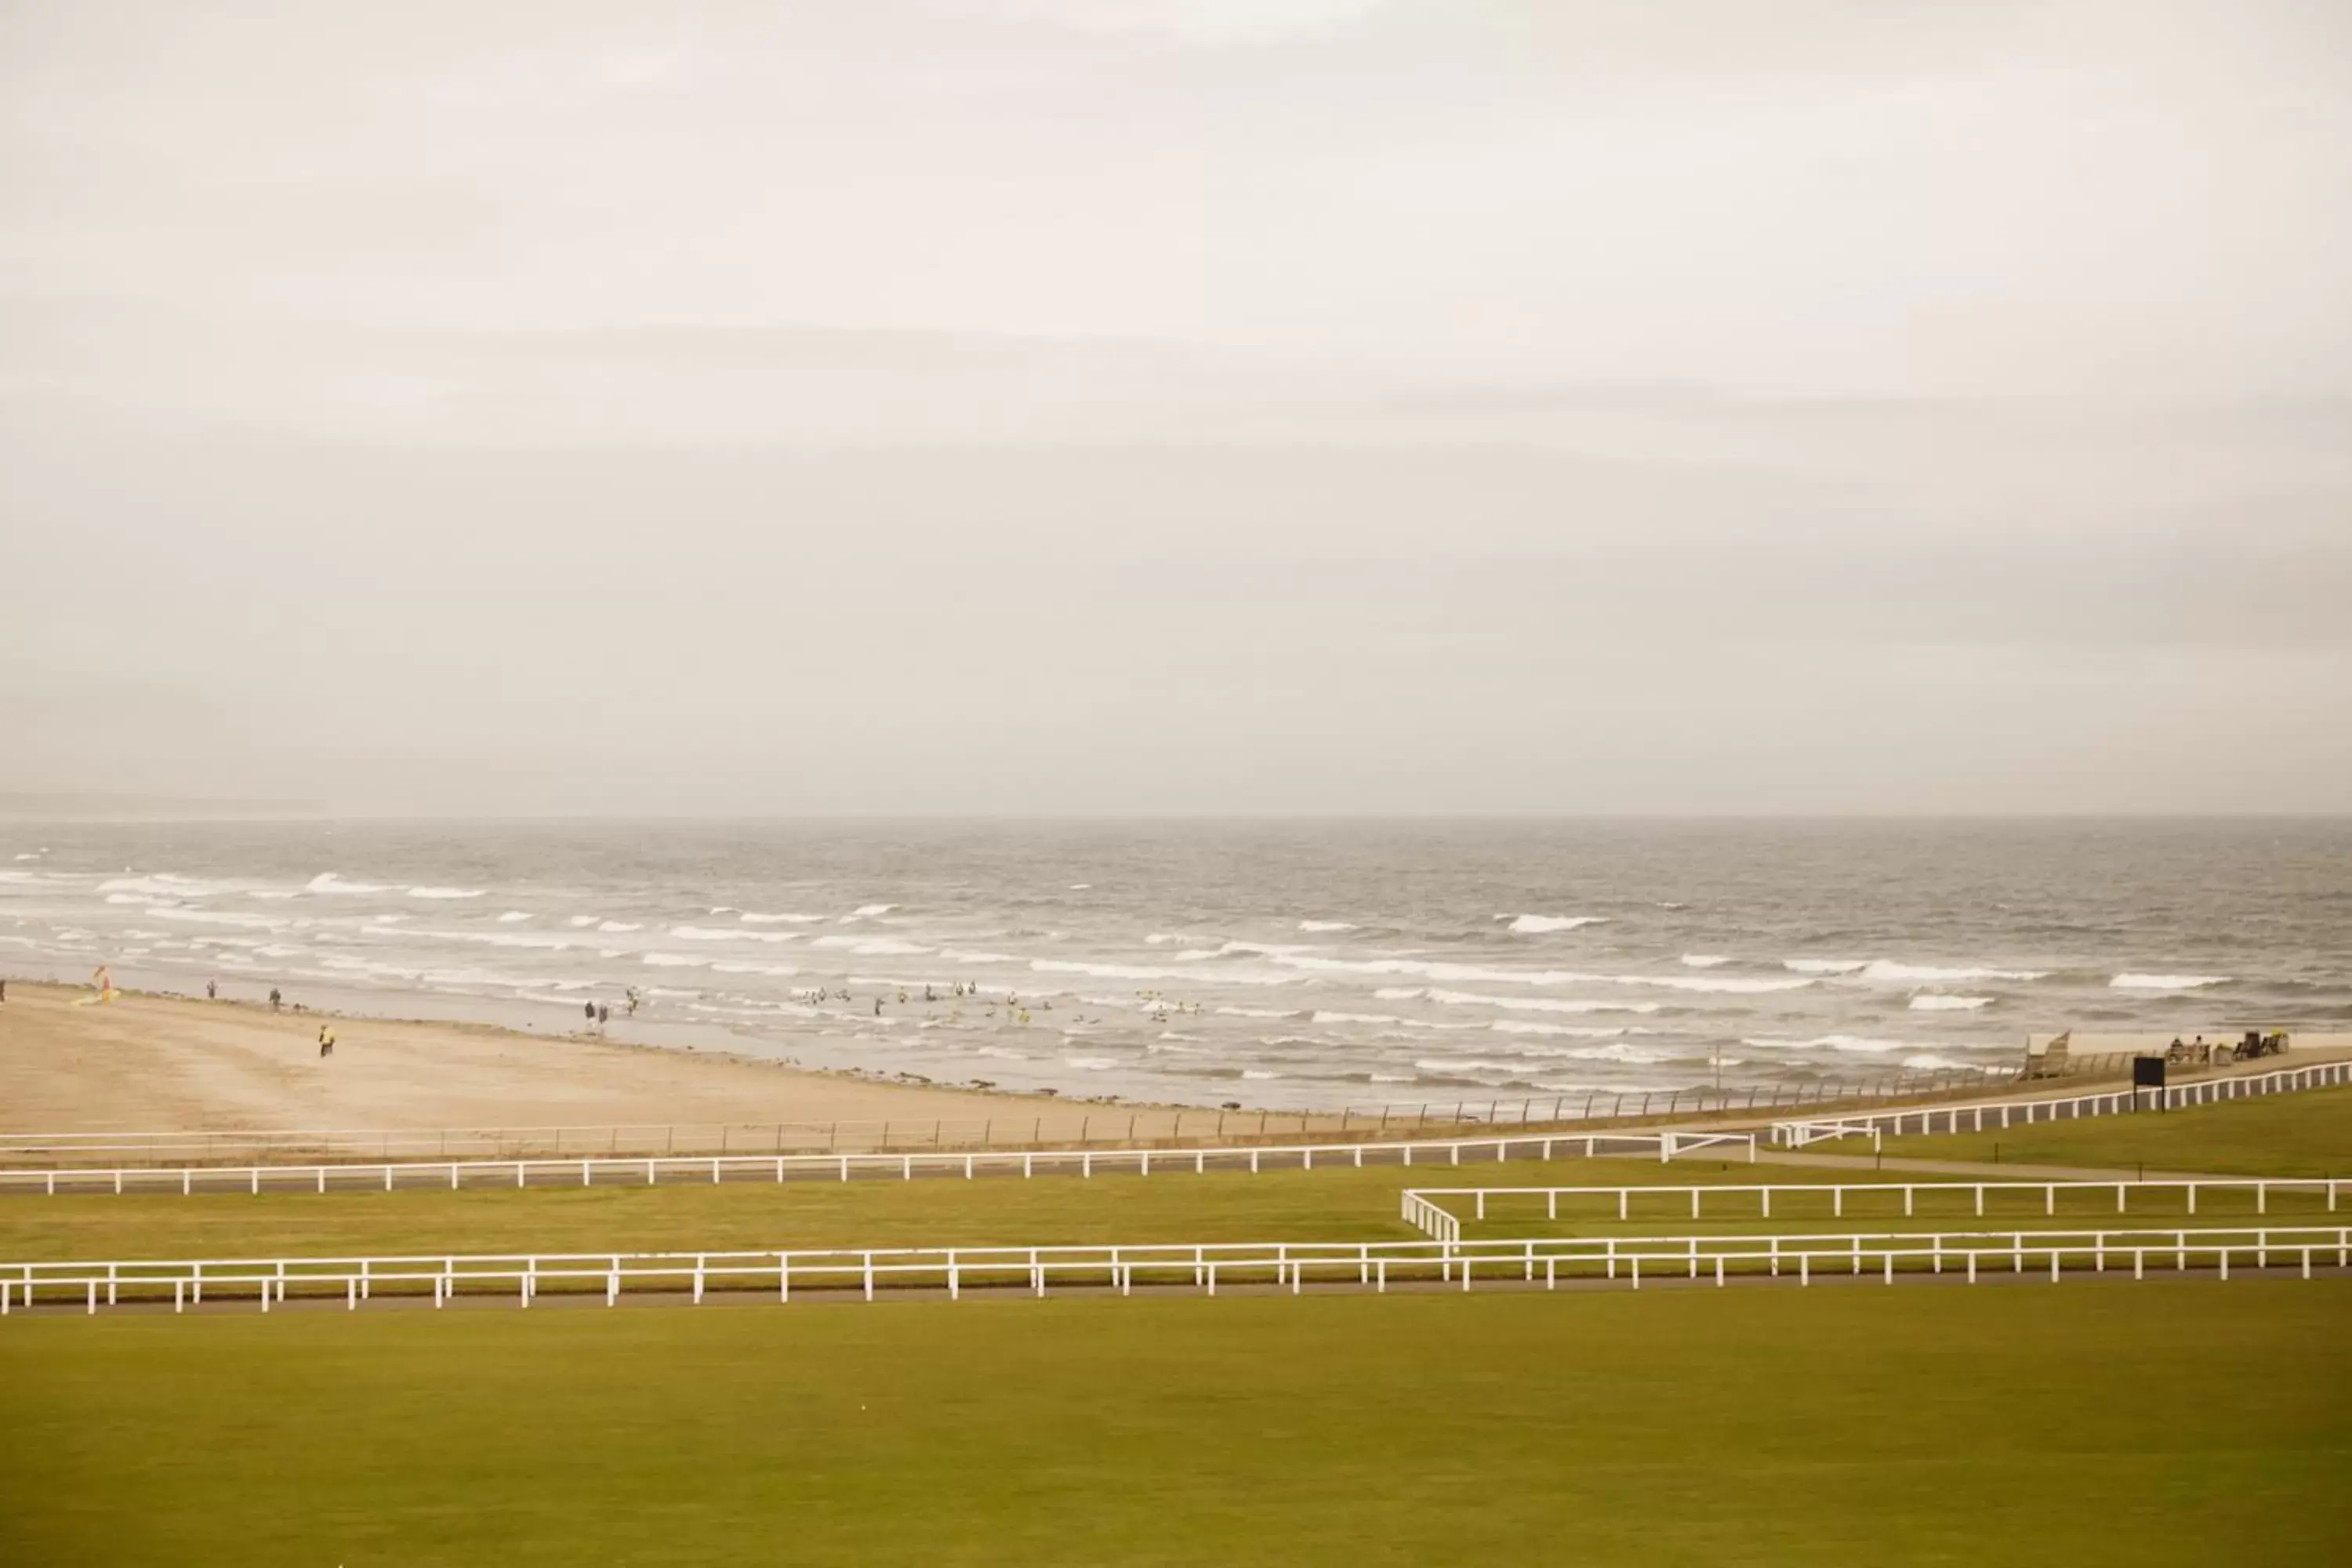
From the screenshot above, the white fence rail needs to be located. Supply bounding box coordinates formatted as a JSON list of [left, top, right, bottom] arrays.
[[6, 1226, 2345, 1316], [1773, 1058, 2352, 1149], [1399, 1178, 2350, 1243], [0, 1128, 1758, 1199]]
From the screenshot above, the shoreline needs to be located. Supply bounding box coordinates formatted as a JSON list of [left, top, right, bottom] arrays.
[[0, 982, 1194, 1137]]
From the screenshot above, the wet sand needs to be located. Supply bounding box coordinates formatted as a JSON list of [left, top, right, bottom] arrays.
[[0, 983, 1151, 1135]]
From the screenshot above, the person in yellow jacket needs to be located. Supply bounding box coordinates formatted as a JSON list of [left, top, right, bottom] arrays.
[[318, 1023, 336, 1058]]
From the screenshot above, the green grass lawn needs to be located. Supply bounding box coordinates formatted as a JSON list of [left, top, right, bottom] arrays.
[[1875, 1083, 2352, 1178], [3, 1283, 2347, 1567], [6, 1151, 2335, 1267], [0, 1156, 1870, 1263]]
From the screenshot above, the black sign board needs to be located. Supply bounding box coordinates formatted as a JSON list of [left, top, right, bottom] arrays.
[[2132, 1056, 2166, 1089]]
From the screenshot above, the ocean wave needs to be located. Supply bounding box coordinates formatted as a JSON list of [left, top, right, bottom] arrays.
[[1743, 1033, 1914, 1054], [1783, 959, 1869, 975], [1064, 1055, 1118, 1071], [567, 916, 599, 927], [1275, 955, 1586, 985], [304, 873, 387, 895], [810, 935, 932, 956], [1415, 986, 1664, 1015], [640, 953, 713, 968], [1860, 960, 2049, 983], [496, 911, 533, 923], [739, 911, 825, 924], [1901, 1053, 2009, 1073], [1908, 994, 1992, 1011], [1241, 1069, 1281, 1080], [597, 920, 644, 933], [1500, 913, 1608, 934], [143, 906, 286, 930], [406, 886, 484, 900], [1613, 973, 1813, 994], [670, 925, 798, 943], [1030, 958, 1290, 985], [1214, 1005, 1301, 1020], [1679, 955, 1733, 967], [2110, 972, 2230, 990], [844, 903, 898, 920], [1490, 1020, 1628, 1039], [1298, 920, 1356, 932], [1311, 1011, 1405, 1025]]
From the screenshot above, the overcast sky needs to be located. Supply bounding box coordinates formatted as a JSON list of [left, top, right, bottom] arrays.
[[4, 0, 2348, 815]]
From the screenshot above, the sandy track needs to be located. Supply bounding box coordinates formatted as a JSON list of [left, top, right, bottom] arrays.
[[0, 984, 1097, 1134]]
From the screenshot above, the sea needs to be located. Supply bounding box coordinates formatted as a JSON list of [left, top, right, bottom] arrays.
[[2, 819, 2343, 1111]]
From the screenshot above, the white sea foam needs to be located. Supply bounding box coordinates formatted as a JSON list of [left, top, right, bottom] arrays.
[[1312, 1011, 1405, 1025], [497, 911, 533, 923], [975, 1046, 1029, 1061], [1909, 994, 1992, 1011], [143, 906, 285, 930], [811, 935, 932, 956], [406, 886, 484, 900], [1417, 987, 1664, 1015], [1414, 1057, 1529, 1076], [670, 925, 799, 943], [1214, 1005, 1301, 1020], [1860, 960, 2048, 983], [1901, 1052, 2006, 1073], [596, 920, 643, 933], [844, 903, 898, 920], [1030, 958, 1290, 985], [1679, 955, 1733, 967], [1783, 959, 1869, 975], [1742, 1033, 1914, 1054], [304, 873, 387, 895], [1273, 954, 1590, 985], [567, 916, 599, 927], [1501, 913, 1608, 934], [1241, 1069, 1280, 1080], [1298, 920, 1356, 932], [1611, 973, 1813, 994], [2110, 972, 2230, 990], [1065, 1055, 1117, 1071], [1490, 1020, 1628, 1039], [739, 911, 825, 924], [640, 953, 713, 967]]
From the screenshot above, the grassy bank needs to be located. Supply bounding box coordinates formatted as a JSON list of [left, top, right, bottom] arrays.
[[1875, 1084, 2352, 1177], [4, 1283, 2347, 1566]]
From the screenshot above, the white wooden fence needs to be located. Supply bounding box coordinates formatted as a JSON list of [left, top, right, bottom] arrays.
[[1399, 1178, 2351, 1243], [5, 1225, 2345, 1316], [1773, 1058, 2352, 1149], [0, 1128, 1757, 1199]]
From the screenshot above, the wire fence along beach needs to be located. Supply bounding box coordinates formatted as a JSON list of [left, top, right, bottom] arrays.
[[0, 1065, 2008, 1167], [5, 1226, 2347, 1316]]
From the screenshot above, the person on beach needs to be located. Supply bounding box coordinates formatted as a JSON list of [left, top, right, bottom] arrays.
[[625, 986, 641, 1017], [873, 997, 884, 1018], [584, 1001, 597, 1030], [597, 1002, 610, 1027], [269, 987, 282, 1012], [206, 978, 217, 1000], [317, 1024, 335, 1058]]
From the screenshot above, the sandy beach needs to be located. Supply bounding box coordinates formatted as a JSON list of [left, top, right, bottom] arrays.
[[0, 983, 1156, 1136]]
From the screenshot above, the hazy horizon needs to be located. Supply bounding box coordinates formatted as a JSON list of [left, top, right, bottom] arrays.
[[7, 1, 2349, 815]]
